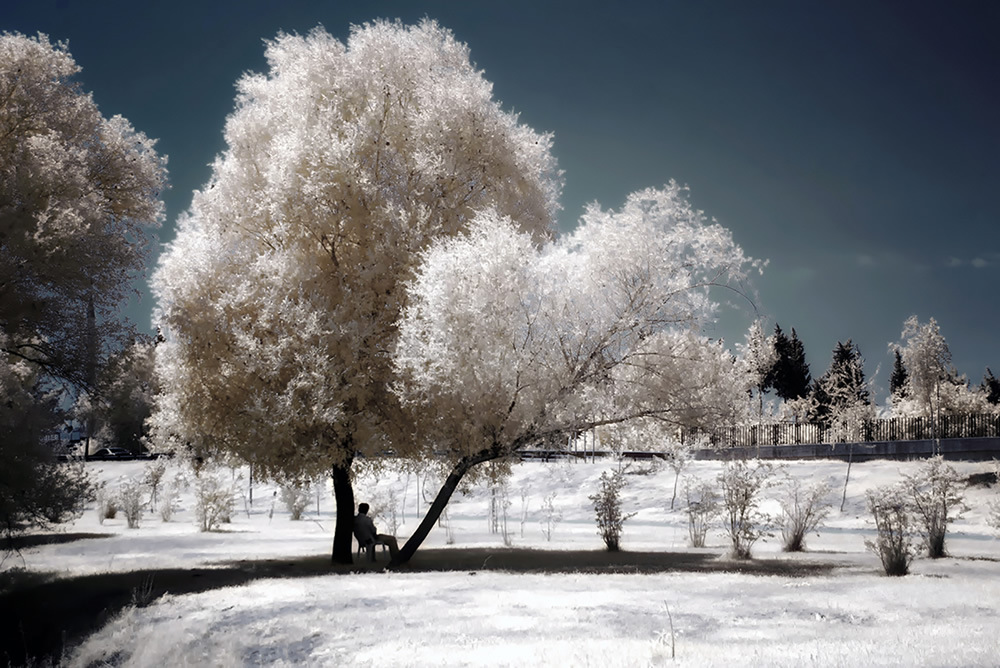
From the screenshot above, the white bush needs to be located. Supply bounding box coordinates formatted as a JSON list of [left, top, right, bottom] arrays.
[[118, 479, 145, 529], [279, 482, 312, 521], [194, 469, 235, 532], [865, 484, 918, 576], [589, 470, 635, 552], [159, 481, 180, 522], [779, 478, 831, 552], [539, 491, 561, 542], [142, 458, 168, 511], [682, 477, 719, 548], [718, 458, 776, 559], [902, 456, 965, 558], [95, 485, 117, 524], [369, 489, 401, 535]]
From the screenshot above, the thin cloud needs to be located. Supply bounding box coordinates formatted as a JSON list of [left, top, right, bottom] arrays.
[[945, 254, 998, 269]]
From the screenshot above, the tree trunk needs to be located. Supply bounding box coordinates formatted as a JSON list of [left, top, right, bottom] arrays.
[[331, 458, 355, 565], [671, 470, 680, 510], [390, 448, 497, 567]]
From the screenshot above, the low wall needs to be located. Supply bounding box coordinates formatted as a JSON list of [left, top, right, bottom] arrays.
[[693, 437, 1000, 462]]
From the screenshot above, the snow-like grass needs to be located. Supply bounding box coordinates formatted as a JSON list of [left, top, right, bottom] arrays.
[[9, 457, 1000, 666]]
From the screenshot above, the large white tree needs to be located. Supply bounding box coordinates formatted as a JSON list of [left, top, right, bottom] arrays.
[[392, 184, 756, 563], [737, 318, 777, 425], [890, 315, 993, 419], [151, 21, 561, 563], [0, 32, 166, 539]]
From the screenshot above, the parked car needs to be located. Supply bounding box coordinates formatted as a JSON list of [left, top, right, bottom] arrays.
[[89, 447, 135, 461]]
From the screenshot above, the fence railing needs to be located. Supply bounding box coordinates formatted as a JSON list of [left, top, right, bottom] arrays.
[[701, 413, 1000, 448]]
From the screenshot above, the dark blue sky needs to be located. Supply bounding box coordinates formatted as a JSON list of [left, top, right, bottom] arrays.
[[5, 1, 999, 400]]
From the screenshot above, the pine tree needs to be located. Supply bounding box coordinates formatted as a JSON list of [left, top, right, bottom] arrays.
[[787, 329, 812, 399], [890, 349, 909, 399], [982, 368, 1000, 406], [766, 325, 812, 402], [810, 340, 869, 427]]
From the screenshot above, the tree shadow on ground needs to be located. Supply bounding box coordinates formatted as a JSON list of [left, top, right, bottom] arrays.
[[1, 546, 834, 665]]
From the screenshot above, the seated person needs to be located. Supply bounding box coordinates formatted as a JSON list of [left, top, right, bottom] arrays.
[[352, 502, 400, 561]]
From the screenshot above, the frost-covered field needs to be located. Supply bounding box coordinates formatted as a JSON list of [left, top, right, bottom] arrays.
[[10, 457, 1000, 667]]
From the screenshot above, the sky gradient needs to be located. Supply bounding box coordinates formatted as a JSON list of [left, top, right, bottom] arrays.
[[4, 0, 998, 402]]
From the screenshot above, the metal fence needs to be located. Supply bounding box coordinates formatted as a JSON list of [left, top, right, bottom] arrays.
[[702, 413, 1000, 448]]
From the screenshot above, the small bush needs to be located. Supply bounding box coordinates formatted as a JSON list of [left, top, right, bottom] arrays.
[[902, 456, 965, 558], [683, 478, 719, 548], [718, 458, 776, 559], [118, 479, 145, 529], [779, 478, 831, 552], [539, 491, 561, 542], [159, 482, 179, 522], [279, 482, 312, 521], [142, 458, 168, 511], [866, 484, 918, 576], [369, 489, 401, 535], [194, 470, 235, 532], [96, 487, 118, 523], [589, 470, 635, 552]]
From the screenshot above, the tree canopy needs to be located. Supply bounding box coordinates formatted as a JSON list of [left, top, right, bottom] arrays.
[[1, 32, 166, 388], [809, 340, 870, 429], [150, 20, 562, 563], [1, 32, 166, 540], [392, 184, 756, 562], [890, 316, 993, 417]]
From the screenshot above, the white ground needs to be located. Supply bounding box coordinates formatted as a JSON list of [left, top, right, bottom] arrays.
[[8, 457, 1000, 667]]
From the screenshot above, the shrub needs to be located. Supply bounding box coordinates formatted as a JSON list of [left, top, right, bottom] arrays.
[[717, 458, 776, 559], [369, 489, 401, 535], [96, 486, 118, 523], [902, 456, 965, 558], [279, 481, 312, 520], [539, 491, 561, 542], [159, 482, 179, 522], [142, 458, 168, 511], [865, 484, 918, 576], [118, 479, 145, 529], [194, 470, 235, 532], [589, 470, 635, 551], [683, 478, 719, 548], [779, 478, 831, 552]]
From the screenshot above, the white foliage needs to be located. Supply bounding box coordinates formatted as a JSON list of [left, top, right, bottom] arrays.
[[865, 483, 918, 576], [117, 478, 145, 529], [779, 477, 831, 552], [0, 32, 166, 387], [279, 482, 312, 521], [890, 316, 993, 417], [737, 319, 777, 417], [151, 20, 560, 479], [394, 184, 755, 462], [683, 477, 719, 548], [142, 458, 168, 511], [1, 32, 162, 536], [194, 468, 236, 532], [902, 456, 965, 558], [717, 458, 777, 559]]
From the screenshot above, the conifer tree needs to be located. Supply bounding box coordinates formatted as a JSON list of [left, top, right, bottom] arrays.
[[981, 368, 1000, 406], [890, 349, 909, 399], [810, 340, 869, 428], [766, 324, 811, 402]]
